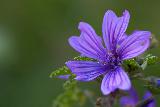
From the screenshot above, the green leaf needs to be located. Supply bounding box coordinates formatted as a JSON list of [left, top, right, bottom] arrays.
[[140, 54, 159, 70], [63, 74, 76, 90], [123, 54, 159, 71], [50, 66, 71, 78], [122, 55, 159, 79], [144, 54, 159, 65], [123, 58, 139, 67], [51, 56, 96, 107], [73, 56, 94, 61], [123, 58, 140, 71], [53, 75, 86, 107]]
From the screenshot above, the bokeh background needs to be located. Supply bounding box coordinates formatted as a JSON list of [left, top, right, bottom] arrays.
[[0, 0, 160, 107]]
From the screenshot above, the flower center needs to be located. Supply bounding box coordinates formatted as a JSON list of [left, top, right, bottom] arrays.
[[102, 54, 121, 69], [107, 55, 121, 66]]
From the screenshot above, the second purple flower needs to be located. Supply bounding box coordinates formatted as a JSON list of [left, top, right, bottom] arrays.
[[66, 10, 151, 95]]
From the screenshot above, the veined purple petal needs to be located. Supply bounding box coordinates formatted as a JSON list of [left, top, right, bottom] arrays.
[[143, 91, 156, 107], [69, 22, 106, 61], [66, 61, 107, 81], [101, 67, 131, 95], [117, 31, 151, 60], [117, 33, 128, 45], [102, 10, 130, 51]]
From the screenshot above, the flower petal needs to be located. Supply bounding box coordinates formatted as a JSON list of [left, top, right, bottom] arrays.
[[102, 10, 130, 51], [66, 61, 107, 81], [101, 67, 131, 95], [117, 31, 151, 60], [117, 33, 128, 45], [69, 22, 106, 60]]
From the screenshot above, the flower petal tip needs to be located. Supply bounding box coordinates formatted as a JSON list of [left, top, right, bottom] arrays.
[[123, 10, 129, 14], [101, 86, 113, 95], [65, 61, 71, 67], [78, 22, 89, 31], [104, 10, 116, 17]]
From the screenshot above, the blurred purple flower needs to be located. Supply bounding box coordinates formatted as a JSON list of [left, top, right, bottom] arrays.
[[120, 87, 139, 107], [120, 88, 155, 107], [65, 10, 151, 95], [143, 91, 156, 107]]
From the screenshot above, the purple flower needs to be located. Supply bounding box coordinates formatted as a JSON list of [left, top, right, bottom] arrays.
[[120, 87, 138, 107], [66, 10, 151, 95], [143, 91, 156, 107], [120, 88, 155, 107]]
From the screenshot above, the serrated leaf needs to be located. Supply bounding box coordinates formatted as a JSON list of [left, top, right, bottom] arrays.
[[144, 54, 159, 65], [63, 75, 76, 90], [123, 59, 139, 67], [53, 75, 86, 107], [74, 56, 94, 61], [140, 54, 159, 70], [123, 58, 140, 71], [50, 66, 71, 78]]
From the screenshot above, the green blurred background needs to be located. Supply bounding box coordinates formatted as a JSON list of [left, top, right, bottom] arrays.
[[0, 0, 160, 107]]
